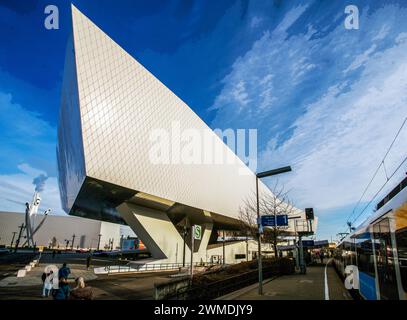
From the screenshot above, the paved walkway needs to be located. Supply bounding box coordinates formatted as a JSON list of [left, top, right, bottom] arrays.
[[0, 271, 176, 300], [0, 263, 97, 288], [220, 262, 352, 300]]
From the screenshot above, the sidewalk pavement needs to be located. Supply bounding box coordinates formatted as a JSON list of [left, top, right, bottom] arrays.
[[219, 263, 352, 300], [0, 263, 97, 288]]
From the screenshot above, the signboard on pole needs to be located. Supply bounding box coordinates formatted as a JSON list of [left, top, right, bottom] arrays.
[[193, 225, 202, 240], [260, 215, 288, 227], [298, 240, 315, 247], [276, 215, 288, 226]]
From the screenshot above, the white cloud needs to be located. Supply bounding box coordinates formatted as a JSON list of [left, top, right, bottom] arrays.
[[0, 91, 63, 214], [210, 3, 407, 232], [272, 4, 309, 37], [261, 26, 407, 215], [0, 163, 64, 214], [343, 44, 377, 74], [210, 5, 311, 116]]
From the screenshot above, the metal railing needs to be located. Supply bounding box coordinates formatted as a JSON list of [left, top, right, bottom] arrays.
[[172, 266, 279, 300], [103, 262, 216, 274]]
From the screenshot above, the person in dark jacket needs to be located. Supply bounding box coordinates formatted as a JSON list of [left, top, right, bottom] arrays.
[[58, 263, 71, 280], [70, 277, 93, 300], [52, 277, 70, 300], [86, 255, 92, 270], [320, 251, 325, 264]]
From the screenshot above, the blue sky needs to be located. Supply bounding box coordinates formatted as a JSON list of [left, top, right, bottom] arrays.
[[0, 0, 407, 240]]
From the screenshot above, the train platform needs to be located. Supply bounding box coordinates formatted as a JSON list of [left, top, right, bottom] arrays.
[[219, 260, 352, 300]]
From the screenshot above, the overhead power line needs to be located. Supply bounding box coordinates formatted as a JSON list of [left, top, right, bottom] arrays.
[[339, 116, 407, 233]]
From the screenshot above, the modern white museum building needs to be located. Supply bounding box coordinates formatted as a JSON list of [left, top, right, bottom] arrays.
[[57, 5, 314, 265]]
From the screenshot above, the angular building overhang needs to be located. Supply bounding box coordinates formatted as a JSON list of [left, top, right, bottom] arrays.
[[57, 5, 312, 263]]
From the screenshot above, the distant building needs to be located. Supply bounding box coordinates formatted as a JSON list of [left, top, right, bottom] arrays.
[[0, 211, 135, 250]]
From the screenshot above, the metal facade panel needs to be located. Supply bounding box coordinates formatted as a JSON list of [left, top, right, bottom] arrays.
[[68, 5, 268, 219]]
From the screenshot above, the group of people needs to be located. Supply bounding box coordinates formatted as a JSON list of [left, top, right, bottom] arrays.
[[41, 263, 93, 300], [312, 250, 330, 264]]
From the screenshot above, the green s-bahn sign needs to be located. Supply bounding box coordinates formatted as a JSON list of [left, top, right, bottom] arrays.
[[193, 225, 202, 240]]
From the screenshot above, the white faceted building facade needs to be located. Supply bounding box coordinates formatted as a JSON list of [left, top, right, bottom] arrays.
[[57, 5, 308, 264]]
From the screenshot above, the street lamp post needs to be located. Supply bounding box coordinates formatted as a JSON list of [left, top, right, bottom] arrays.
[[97, 234, 102, 251], [222, 230, 226, 265], [71, 234, 76, 251], [182, 225, 187, 267], [10, 231, 17, 248], [256, 165, 292, 295]]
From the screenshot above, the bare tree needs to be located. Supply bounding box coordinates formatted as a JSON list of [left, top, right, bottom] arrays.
[[238, 181, 296, 257]]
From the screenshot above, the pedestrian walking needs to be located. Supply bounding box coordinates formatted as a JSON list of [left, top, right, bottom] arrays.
[[86, 255, 92, 270], [52, 277, 70, 300], [58, 262, 71, 280], [42, 271, 54, 297], [320, 251, 325, 264]]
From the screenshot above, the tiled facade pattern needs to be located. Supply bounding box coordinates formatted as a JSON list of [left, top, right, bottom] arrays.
[[60, 6, 304, 224]]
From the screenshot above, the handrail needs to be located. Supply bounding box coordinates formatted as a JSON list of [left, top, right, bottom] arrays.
[[103, 261, 217, 274]]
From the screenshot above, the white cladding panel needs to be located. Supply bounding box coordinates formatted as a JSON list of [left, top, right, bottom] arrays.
[[71, 6, 272, 219]]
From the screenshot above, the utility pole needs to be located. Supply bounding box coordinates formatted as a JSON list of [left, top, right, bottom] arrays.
[[71, 234, 76, 250], [97, 234, 102, 251], [183, 219, 189, 267], [10, 231, 17, 248], [14, 223, 25, 253], [246, 233, 249, 261], [190, 226, 194, 280], [255, 166, 292, 295], [222, 230, 226, 265], [182, 226, 187, 267], [347, 222, 355, 264], [274, 210, 278, 258], [298, 234, 305, 274], [256, 176, 263, 295]]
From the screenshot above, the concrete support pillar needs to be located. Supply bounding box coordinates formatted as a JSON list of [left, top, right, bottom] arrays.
[[117, 202, 213, 265]]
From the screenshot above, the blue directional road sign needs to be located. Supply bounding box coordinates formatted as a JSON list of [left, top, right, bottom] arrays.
[[260, 214, 288, 227], [299, 240, 315, 247]]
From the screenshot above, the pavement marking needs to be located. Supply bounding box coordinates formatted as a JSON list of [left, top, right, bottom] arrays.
[[299, 279, 313, 283], [324, 259, 331, 300]]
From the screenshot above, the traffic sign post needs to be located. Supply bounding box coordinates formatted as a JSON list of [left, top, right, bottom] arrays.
[[260, 214, 288, 227], [298, 234, 306, 274], [190, 225, 202, 280], [193, 225, 202, 240], [255, 165, 292, 296], [299, 240, 315, 247]]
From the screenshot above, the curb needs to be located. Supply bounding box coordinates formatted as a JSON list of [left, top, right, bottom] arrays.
[[215, 276, 279, 300]]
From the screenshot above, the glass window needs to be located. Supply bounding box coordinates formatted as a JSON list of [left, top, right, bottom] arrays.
[[396, 227, 407, 292], [356, 235, 375, 277], [373, 219, 399, 300]]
